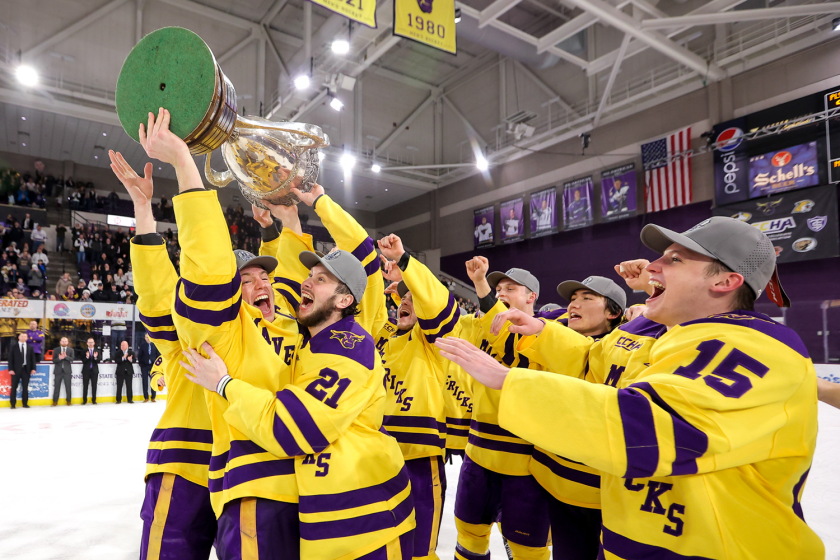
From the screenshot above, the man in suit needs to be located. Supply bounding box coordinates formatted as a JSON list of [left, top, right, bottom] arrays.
[[80, 336, 100, 405], [9, 332, 35, 409], [51, 336, 74, 406], [137, 333, 159, 403], [115, 340, 135, 404]]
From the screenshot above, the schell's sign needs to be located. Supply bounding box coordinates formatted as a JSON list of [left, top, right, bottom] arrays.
[[749, 141, 819, 197]]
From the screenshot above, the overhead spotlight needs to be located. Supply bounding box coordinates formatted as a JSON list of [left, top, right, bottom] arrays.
[[15, 65, 38, 87], [294, 74, 310, 90], [102, 132, 107, 137], [834, 17, 840, 31], [476, 155, 489, 171], [21, 116, 26, 121], [318, 151, 326, 161], [331, 39, 350, 54], [330, 96, 344, 111], [340, 153, 356, 171], [455, 7, 462, 23], [371, 163, 381, 173]]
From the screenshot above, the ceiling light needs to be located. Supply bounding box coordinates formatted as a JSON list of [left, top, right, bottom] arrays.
[[476, 155, 489, 171], [371, 163, 381, 173], [94, 155, 98, 159], [15, 65, 38, 87], [330, 96, 344, 111], [21, 117, 26, 121], [294, 74, 310, 90], [331, 40, 350, 54], [21, 143, 26, 147], [102, 132, 107, 136], [455, 7, 462, 23], [318, 151, 326, 161], [385, 188, 389, 192], [340, 153, 356, 171]]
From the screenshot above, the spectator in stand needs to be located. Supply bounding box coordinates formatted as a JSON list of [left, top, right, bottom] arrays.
[[30, 289, 42, 300], [81, 336, 100, 405], [55, 223, 67, 253], [76, 279, 87, 293], [137, 333, 159, 403], [22, 213, 32, 230], [16, 185, 29, 205], [32, 246, 48, 273], [30, 225, 46, 251], [125, 264, 133, 291], [62, 285, 78, 301], [88, 273, 103, 293], [5, 264, 19, 286], [18, 250, 31, 280], [122, 287, 137, 305], [26, 320, 45, 363], [114, 340, 134, 404], [55, 273, 72, 297], [74, 234, 87, 265], [111, 316, 127, 352], [88, 233, 102, 264], [51, 336, 74, 407], [70, 189, 81, 210], [114, 268, 127, 290], [80, 289, 92, 302], [15, 278, 29, 297]]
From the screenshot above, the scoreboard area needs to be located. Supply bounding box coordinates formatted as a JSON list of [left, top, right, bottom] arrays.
[[824, 87, 840, 184]]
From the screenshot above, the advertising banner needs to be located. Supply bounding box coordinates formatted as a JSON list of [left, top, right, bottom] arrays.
[[499, 197, 524, 244], [563, 176, 594, 231], [394, 0, 456, 54], [0, 298, 45, 319], [712, 185, 839, 263], [473, 206, 495, 248], [45, 301, 135, 321], [0, 363, 50, 402], [308, 0, 377, 28], [600, 164, 637, 222], [529, 187, 558, 237], [749, 141, 820, 198]]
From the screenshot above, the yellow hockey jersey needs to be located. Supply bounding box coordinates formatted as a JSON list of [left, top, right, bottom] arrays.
[[222, 314, 414, 560], [500, 311, 823, 559], [132, 237, 213, 488], [377, 255, 455, 460], [518, 316, 667, 508], [467, 301, 583, 475], [172, 190, 310, 515]]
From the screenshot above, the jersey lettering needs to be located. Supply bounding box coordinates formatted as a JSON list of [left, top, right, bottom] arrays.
[[626, 479, 686, 536], [640, 481, 672, 514], [664, 504, 685, 537], [316, 453, 331, 477], [605, 364, 626, 387], [674, 340, 769, 398], [614, 336, 643, 352], [305, 368, 352, 408]]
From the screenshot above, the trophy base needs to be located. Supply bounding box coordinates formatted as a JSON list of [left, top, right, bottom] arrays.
[[239, 187, 300, 209]]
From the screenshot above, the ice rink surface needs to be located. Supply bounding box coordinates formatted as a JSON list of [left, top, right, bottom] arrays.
[[0, 400, 837, 560]]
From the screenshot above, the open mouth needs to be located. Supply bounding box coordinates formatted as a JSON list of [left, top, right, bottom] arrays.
[[300, 291, 314, 312], [254, 293, 271, 316], [648, 279, 666, 301], [500, 300, 510, 309], [568, 311, 581, 321], [399, 308, 410, 319]]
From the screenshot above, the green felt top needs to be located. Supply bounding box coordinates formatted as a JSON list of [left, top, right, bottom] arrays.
[[116, 27, 218, 143]]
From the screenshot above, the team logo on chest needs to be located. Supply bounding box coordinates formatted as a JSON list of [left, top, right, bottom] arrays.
[[330, 330, 366, 349]]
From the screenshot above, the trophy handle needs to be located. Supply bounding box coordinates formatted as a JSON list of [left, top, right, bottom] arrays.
[[204, 153, 234, 187]]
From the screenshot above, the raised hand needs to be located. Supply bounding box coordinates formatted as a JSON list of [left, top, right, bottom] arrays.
[[181, 342, 228, 392], [490, 308, 545, 337], [138, 108, 190, 166], [384, 281, 400, 296], [435, 337, 510, 390], [252, 205, 273, 228], [465, 256, 489, 283], [624, 305, 647, 322], [614, 259, 653, 295], [379, 255, 403, 283], [290, 183, 324, 207], [378, 234, 405, 262], [263, 200, 302, 235], [109, 151, 153, 207]]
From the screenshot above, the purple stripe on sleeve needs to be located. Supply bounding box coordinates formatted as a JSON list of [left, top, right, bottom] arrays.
[[467, 434, 533, 455], [617, 387, 659, 479], [299, 466, 410, 514], [389, 431, 446, 449], [383, 415, 447, 432], [139, 313, 175, 328], [363, 258, 380, 278], [148, 330, 179, 342], [470, 420, 519, 439], [222, 458, 296, 491], [792, 467, 810, 521], [602, 527, 714, 560], [531, 449, 600, 489], [272, 412, 306, 456], [276, 390, 331, 453], [273, 277, 301, 294], [179, 274, 241, 303], [350, 237, 375, 263], [424, 312, 459, 343], [209, 451, 228, 472], [619, 316, 667, 338], [417, 295, 456, 331], [446, 417, 471, 426], [146, 448, 212, 466], [208, 476, 223, 493], [446, 427, 469, 439], [228, 439, 268, 461], [174, 291, 241, 327], [299, 492, 414, 540], [277, 288, 299, 312], [631, 382, 708, 476], [150, 427, 213, 444]]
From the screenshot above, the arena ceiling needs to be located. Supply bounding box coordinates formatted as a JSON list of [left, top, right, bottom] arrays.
[[0, 0, 839, 212]]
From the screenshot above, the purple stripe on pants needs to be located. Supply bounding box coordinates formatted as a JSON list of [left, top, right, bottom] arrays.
[[454, 455, 549, 548], [356, 530, 414, 560], [406, 456, 447, 558], [139, 473, 216, 560], [214, 497, 300, 560]]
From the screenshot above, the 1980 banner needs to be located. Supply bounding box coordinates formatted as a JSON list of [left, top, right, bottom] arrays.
[[394, 0, 456, 54]]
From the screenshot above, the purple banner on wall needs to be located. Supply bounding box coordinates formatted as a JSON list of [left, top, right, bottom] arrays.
[[749, 141, 820, 198], [530, 187, 558, 238], [500, 198, 524, 244], [474, 205, 495, 248], [563, 176, 594, 230], [600, 164, 637, 222]]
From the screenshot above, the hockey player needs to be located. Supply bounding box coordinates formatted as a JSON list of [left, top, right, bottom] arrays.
[[181, 248, 414, 559], [376, 233, 459, 560], [109, 149, 216, 560], [438, 217, 823, 559]]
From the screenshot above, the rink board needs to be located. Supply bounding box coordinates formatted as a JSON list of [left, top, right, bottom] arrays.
[[0, 362, 168, 406]]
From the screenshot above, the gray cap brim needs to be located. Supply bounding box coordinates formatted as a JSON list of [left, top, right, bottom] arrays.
[[556, 281, 589, 302], [640, 224, 715, 258], [487, 272, 522, 290], [397, 281, 409, 298], [300, 251, 337, 277], [238, 255, 278, 273]]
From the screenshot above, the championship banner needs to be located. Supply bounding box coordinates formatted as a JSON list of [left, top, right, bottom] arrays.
[[308, 0, 376, 28], [0, 298, 45, 319], [500, 197, 524, 244], [712, 184, 839, 263], [45, 301, 135, 321], [394, 0, 456, 54], [530, 187, 558, 238], [563, 176, 594, 231], [474, 206, 495, 248], [600, 164, 637, 222]]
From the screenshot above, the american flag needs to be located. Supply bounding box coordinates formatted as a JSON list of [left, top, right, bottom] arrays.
[[641, 127, 692, 212]]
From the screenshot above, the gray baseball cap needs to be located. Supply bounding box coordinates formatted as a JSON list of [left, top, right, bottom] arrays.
[[487, 268, 540, 296], [539, 303, 562, 313], [299, 250, 367, 303], [235, 249, 278, 274], [640, 216, 789, 306], [557, 276, 627, 310]]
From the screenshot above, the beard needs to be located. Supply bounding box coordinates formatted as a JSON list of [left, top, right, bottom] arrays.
[[299, 294, 339, 329]]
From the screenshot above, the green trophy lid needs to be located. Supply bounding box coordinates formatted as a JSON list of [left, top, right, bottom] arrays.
[[116, 27, 218, 143]]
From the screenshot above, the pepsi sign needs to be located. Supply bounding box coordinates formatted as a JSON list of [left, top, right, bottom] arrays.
[[712, 119, 749, 205]]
